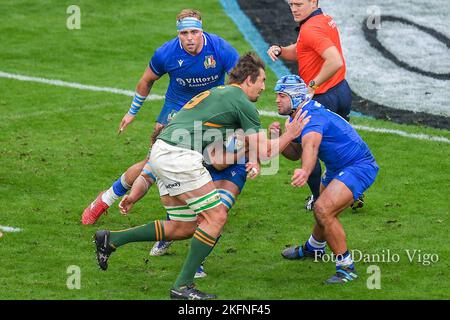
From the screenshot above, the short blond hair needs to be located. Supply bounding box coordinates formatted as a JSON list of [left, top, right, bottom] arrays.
[[176, 9, 202, 21]]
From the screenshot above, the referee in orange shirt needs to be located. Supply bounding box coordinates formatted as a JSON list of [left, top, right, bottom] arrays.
[[267, 0, 362, 211]]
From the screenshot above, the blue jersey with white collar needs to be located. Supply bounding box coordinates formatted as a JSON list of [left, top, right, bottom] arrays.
[[149, 32, 239, 109], [293, 100, 376, 172]]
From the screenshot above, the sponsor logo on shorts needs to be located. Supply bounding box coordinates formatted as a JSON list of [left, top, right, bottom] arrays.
[[166, 182, 181, 189], [339, 171, 345, 176]]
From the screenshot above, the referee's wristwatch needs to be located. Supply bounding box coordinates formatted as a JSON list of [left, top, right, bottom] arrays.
[[308, 80, 319, 90], [273, 45, 282, 57]]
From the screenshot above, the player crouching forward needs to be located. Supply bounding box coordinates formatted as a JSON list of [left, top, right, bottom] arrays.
[[270, 75, 379, 284], [92, 53, 311, 300], [119, 129, 258, 279], [148, 130, 254, 262]]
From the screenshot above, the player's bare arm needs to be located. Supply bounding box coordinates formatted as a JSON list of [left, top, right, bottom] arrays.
[[291, 131, 321, 187], [150, 122, 165, 145], [268, 121, 302, 161], [119, 172, 154, 214], [247, 109, 310, 162], [118, 67, 160, 134]]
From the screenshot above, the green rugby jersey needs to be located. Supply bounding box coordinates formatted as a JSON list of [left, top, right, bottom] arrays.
[[157, 85, 261, 152]]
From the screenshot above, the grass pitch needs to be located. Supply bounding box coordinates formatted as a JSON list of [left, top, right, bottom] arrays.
[[0, 0, 449, 300]]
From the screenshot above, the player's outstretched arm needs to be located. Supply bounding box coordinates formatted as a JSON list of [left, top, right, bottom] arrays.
[[118, 67, 160, 134], [248, 110, 310, 162], [268, 121, 302, 161], [118, 174, 152, 215], [118, 161, 155, 214]]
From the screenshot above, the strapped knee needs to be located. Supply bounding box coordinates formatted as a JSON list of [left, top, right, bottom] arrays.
[[217, 189, 236, 210], [186, 190, 222, 215], [164, 204, 197, 222]]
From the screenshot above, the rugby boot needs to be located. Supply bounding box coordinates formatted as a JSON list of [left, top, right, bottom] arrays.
[[82, 192, 109, 225]]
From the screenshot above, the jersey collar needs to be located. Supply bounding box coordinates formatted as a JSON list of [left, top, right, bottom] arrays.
[[289, 100, 317, 121], [296, 8, 323, 31]]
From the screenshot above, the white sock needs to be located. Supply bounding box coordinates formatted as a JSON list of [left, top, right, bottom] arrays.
[[336, 251, 354, 268], [307, 235, 327, 250], [102, 187, 119, 207]]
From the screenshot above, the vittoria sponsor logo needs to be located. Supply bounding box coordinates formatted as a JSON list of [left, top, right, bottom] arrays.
[[176, 74, 220, 88], [176, 78, 186, 86]]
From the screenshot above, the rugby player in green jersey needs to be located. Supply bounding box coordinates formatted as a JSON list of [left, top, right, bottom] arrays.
[[92, 53, 310, 300]]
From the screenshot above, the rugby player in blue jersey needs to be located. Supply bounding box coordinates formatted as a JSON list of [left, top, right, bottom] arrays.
[[81, 9, 244, 276], [270, 75, 379, 284]]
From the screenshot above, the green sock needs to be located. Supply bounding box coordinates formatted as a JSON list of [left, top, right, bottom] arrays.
[[174, 228, 216, 289], [109, 220, 165, 248]]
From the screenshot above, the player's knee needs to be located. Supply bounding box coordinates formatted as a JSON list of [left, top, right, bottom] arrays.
[[206, 206, 228, 229], [313, 202, 332, 227], [178, 223, 197, 239], [170, 222, 196, 240], [215, 207, 228, 227]]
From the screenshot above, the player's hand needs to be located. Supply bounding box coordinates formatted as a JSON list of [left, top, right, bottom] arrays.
[[118, 195, 134, 215], [118, 113, 136, 135], [284, 110, 311, 140], [267, 45, 282, 62], [246, 162, 260, 179], [291, 168, 309, 187], [268, 121, 281, 137]]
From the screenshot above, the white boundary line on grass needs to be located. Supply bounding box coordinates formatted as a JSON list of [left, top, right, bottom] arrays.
[[2, 71, 449, 144], [0, 71, 164, 100], [0, 225, 23, 233]]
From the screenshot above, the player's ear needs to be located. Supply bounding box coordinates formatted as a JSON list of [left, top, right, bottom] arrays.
[[244, 75, 254, 86]]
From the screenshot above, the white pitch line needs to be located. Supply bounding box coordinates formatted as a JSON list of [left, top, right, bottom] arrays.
[[258, 110, 450, 144], [5, 102, 116, 121], [0, 225, 23, 233], [0, 71, 164, 100], [351, 125, 450, 143], [1, 71, 449, 143]]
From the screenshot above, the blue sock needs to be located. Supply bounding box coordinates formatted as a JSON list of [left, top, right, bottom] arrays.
[[304, 235, 326, 254], [336, 250, 355, 270], [112, 174, 131, 197]]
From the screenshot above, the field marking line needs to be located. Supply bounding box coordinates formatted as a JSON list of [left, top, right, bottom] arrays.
[[1, 70, 449, 143], [0, 225, 23, 233], [4, 102, 118, 121], [0, 71, 164, 100]]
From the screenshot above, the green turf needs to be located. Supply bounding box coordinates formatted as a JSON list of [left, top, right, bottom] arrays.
[[1, 1, 449, 300]]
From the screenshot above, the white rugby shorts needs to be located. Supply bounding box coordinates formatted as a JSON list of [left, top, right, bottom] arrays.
[[149, 139, 212, 196]]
